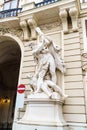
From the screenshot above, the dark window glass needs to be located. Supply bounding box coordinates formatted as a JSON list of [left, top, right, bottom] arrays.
[[4, 1, 10, 10], [11, 0, 18, 9], [4, 0, 18, 10]]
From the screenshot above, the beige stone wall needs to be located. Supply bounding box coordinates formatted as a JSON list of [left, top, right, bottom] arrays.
[[63, 19, 86, 123], [16, 42, 35, 119]]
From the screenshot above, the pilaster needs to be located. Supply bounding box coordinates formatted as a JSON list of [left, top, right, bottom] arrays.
[[82, 53, 87, 123]]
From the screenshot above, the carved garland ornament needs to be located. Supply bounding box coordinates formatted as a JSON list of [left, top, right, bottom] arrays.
[[40, 22, 61, 31], [0, 27, 23, 39]]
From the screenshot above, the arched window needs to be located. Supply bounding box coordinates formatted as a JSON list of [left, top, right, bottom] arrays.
[[4, 0, 19, 10]]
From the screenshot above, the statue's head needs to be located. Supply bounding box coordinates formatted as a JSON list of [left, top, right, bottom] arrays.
[[41, 46, 49, 54]]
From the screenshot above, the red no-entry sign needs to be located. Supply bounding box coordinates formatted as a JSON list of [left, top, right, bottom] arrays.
[[17, 84, 25, 94]]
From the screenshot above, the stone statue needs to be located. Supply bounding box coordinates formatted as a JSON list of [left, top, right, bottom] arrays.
[[27, 74, 67, 99], [28, 27, 67, 99], [18, 28, 67, 129]]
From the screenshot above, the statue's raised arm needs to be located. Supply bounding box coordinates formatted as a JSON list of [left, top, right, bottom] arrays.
[[35, 27, 66, 73]]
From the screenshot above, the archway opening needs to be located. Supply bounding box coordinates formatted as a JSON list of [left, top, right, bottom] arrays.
[[0, 36, 21, 129]]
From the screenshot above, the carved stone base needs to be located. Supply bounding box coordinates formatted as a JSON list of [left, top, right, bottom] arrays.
[[13, 122, 68, 130], [13, 93, 68, 130], [27, 92, 62, 100]]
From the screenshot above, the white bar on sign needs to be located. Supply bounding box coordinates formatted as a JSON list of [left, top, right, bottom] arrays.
[[18, 88, 25, 90], [15, 93, 25, 108]]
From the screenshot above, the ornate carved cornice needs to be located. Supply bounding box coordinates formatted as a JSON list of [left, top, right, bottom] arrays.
[[39, 21, 61, 31], [0, 27, 23, 39]]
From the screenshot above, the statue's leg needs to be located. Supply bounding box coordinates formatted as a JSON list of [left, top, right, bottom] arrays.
[[35, 78, 43, 93], [46, 80, 65, 97], [41, 82, 52, 98], [52, 83, 68, 99], [51, 71, 57, 84], [35, 70, 46, 93], [49, 60, 57, 84]]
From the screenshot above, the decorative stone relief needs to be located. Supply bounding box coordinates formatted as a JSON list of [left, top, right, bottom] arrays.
[[20, 20, 30, 41], [39, 21, 61, 32], [0, 26, 23, 39], [27, 27, 67, 100], [59, 9, 68, 34], [69, 7, 78, 32]]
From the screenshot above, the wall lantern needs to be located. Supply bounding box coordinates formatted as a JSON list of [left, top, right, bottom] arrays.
[[0, 96, 10, 104]]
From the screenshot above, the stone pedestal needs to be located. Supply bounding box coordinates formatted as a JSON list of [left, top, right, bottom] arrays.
[[13, 93, 68, 130]]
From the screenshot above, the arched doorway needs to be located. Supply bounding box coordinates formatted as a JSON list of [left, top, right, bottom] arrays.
[[0, 36, 21, 129]]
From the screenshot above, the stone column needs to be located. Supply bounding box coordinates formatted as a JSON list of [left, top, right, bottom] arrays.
[[69, 7, 78, 32], [20, 20, 30, 41], [27, 16, 37, 40], [59, 9, 68, 34]]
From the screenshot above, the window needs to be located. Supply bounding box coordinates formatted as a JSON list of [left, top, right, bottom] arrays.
[[4, 0, 19, 10]]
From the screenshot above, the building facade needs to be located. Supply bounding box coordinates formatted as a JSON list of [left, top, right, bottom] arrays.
[[0, 0, 87, 130]]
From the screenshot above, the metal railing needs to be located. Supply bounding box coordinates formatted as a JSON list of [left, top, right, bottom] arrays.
[[0, 8, 22, 19], [35, 0, 60, 7]]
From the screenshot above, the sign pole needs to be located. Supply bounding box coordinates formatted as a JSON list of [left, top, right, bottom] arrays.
[[18, 108, 21, 120], [16, 84, 25, 109]]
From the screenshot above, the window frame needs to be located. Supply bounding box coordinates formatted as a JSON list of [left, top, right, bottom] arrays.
[[3, 0, 19, 10]]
